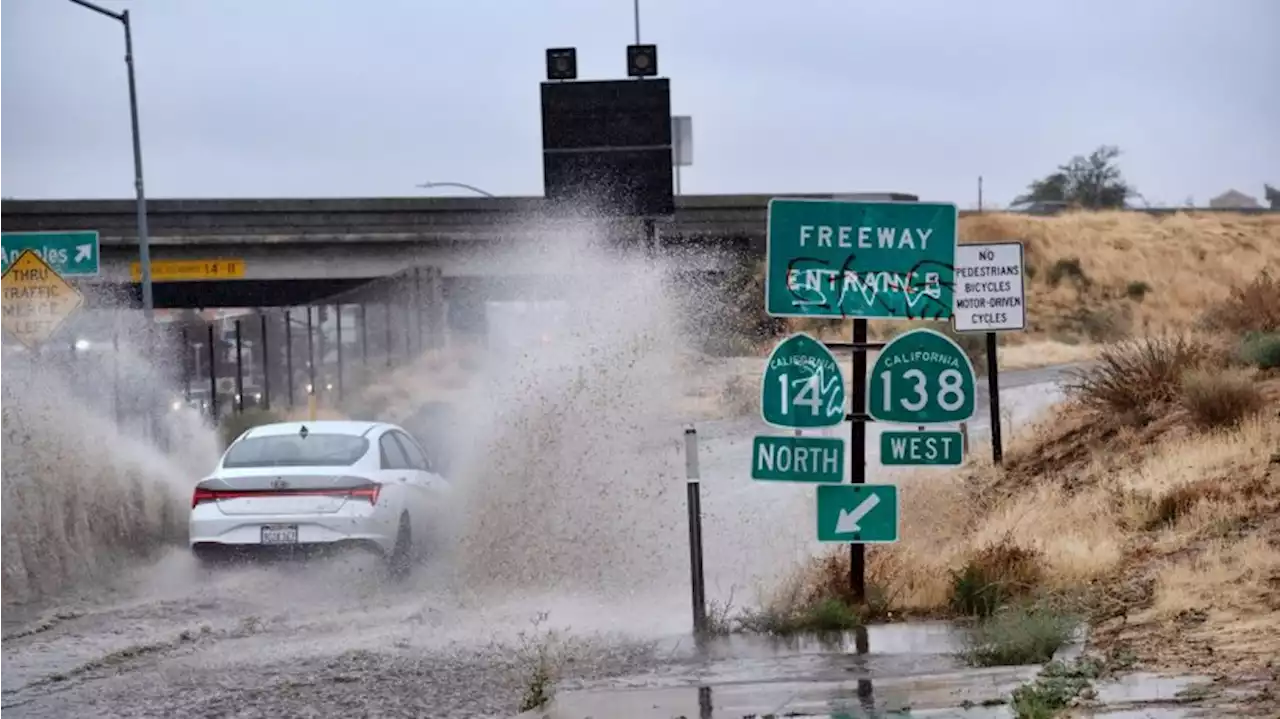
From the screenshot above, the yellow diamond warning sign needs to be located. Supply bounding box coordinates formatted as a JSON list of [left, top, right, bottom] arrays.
[[2, 249, 84, 349]]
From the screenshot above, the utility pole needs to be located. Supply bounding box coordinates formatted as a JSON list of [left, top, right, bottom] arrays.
[[67, 0, 154, 321]]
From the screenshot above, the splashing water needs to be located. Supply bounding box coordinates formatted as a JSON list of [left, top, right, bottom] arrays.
[[432, 219, 695, 603], [1, 297, 221, 607]]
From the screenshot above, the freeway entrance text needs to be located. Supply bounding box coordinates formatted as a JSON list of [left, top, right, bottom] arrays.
[[765, 199, 957, 319]]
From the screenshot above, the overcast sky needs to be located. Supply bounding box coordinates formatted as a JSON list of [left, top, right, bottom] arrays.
[[3, 0, 1277, 206]]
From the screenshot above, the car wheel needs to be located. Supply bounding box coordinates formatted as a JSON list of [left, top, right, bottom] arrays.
[[388, 513, 413, 579]]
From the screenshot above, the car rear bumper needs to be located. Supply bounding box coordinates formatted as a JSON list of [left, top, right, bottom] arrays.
[[188, 504, 399, 555]]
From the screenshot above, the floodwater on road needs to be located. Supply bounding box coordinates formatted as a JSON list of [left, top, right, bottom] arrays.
[[1, 367, 1073, 718]]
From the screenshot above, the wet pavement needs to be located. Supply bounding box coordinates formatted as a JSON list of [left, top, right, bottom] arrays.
[[517, 628, 1228, 719], [0, 363, 1107, 718]]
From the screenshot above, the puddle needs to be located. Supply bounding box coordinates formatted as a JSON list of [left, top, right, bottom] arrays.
[[515, 622, 1227, 719]]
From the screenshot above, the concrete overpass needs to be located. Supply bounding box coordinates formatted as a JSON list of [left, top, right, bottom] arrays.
[[5, 193, 1268, 309], [0, 193, 919, 308]]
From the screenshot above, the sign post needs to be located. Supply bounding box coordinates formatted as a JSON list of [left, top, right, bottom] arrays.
[[952, 242, 1026, 465], [1, 249, 85, 350], [764, 198, 958, 601], [1, 231, 100, 277]]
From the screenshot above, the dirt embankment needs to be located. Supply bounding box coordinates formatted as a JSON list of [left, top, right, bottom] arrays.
[[775, 273, 1280, 707]]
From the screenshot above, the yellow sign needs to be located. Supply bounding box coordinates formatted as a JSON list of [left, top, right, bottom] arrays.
[[1, 249, 84, 349], [130, 258, 246, 282]]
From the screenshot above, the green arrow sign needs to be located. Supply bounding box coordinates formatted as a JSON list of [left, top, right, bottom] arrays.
[[765, 199, 957, 319], [761, 332, 846, 429], [880, 430, 964, 466], [816, 484, 899, 543], [868, 328, 977, 424], [751, 435, 845, 483], [1, 231, 100, 277]]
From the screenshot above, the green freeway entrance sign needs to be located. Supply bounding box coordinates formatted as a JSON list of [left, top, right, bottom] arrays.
[[1, 231, 100, 277], [765, 199, 957, 320], [880, 430, 964, 466], [761, 332, 846, 429], [868, 328, 976, 424], [751, 435, 844, 483], [816, 484, 899, 543]]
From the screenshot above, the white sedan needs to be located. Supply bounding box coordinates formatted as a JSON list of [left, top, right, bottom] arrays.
[[189, 420, 451, 575]]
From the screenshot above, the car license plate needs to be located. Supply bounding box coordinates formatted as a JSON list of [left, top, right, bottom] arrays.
[[260, 525, 299, 545]]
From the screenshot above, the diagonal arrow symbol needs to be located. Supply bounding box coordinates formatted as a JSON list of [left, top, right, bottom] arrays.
[[75, 244, 92, 263], [835, 493, 881, 534]]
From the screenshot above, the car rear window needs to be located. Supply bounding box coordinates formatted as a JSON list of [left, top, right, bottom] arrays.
[[222, 434, 369, 468]]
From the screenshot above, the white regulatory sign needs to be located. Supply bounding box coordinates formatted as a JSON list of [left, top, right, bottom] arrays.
[[952, 242, 1026, 333]]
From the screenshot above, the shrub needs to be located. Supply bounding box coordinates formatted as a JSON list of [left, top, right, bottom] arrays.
[[1238, 332, 1280, 370], [1125, 280, 1152, 301], [1202, 272, 1280, 335], [1047, 258, 1088, 287], [949, 540, 1045, 618], [1179, 369, 1264, 429], [1065, 335, 1212, 422], [962, 602, 1079, 667], [738, 597, 863, 635]]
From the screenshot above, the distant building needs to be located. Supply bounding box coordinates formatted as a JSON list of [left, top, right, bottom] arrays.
[[1209, 189, 1262, 209], [1266, 184, 1279, 209]]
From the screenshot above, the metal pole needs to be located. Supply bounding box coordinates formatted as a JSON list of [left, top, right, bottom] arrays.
[[684, 426, 708, 634], [978, 176, 984, 213], [65, 0, 152, 319], [113, 326, 122, 425], [260, 313, 271, 411], [986, 332, 1003, 465], [306, 306, 316, 399], [234, 319, 244, 413], [285, 309, 294, 408], [122, 11, 153, 321], [633, 0, 641, 43], [180, 326, 190, 403], [335, 304, 344, 400], [850, 319, 869, 602], [207, 323, 218, 420], [385, 301, 393, 368], [360, 303, 368, 368]]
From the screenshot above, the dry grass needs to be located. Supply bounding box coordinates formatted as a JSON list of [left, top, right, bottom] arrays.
[[774, 351, 1280, 680]]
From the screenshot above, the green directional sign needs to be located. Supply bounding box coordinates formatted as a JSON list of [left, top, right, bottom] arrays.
[[816, 484, 899, 543], [880, 430, 964, 466], [868, 328, 977, 425], [1, 231, 100, 277], [765, 199, 957, 320], [752, 435, 845, 483], [761, 332, 846, 429]]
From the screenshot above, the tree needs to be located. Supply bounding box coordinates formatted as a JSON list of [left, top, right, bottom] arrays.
[[1014, 145, 1138, 210]]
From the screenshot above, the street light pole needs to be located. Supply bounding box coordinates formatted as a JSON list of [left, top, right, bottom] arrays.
[[68, 0, 154, 321], [414, 181, 496, 198]]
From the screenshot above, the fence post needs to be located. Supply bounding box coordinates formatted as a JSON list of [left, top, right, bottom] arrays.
[[260, 313, 271, 411], [207, 323, 218, 420], [285, 309, 295, 408], [335, 304, 344, 401], [234, 319, 244, 414]]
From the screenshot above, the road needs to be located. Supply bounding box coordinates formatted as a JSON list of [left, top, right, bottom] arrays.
[[0, 362, 1079, 718]]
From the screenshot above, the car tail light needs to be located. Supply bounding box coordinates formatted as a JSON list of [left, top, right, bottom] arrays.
[[190, 482, 381, 507], [347, 484, 381, 505], [192, 487, 218, 508]]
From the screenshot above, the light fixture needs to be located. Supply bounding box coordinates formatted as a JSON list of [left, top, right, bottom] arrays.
[[626, 44, 658, 78], [545, 47, 577, 81], [74, 338, 91, 351]]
